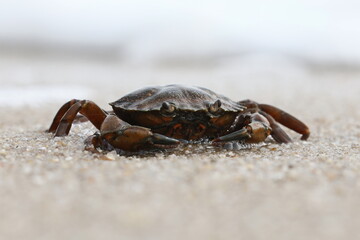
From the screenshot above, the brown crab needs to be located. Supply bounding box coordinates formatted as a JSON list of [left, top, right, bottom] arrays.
[[48, 85, 310, 152]]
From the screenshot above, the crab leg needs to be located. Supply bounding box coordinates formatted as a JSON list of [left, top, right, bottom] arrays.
[[259, 111, 292, 143], [48, 99, 80, 133], [48, 99, 109, 133], [51, 100, 107, 136], [258, 104, 310, 140]]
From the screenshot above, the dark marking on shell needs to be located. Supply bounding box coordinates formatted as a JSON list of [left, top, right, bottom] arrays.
[[110, 85, 245, 112]]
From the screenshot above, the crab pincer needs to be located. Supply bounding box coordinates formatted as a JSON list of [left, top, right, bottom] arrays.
[[100, 115, 179, 152]]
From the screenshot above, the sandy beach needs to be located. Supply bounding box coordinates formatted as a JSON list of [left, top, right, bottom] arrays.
[[0, 55, 359, 240]]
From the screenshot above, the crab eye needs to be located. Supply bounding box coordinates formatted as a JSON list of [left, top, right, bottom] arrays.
[[161, 102, 176, 115], [208, 100, 222, 114]]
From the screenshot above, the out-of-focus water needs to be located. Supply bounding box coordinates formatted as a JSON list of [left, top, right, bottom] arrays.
[[0, 86, 92, 107], [1, 0, 360, 64]]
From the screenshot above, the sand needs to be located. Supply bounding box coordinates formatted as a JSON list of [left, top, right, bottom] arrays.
[[0, 56, 359, 240]]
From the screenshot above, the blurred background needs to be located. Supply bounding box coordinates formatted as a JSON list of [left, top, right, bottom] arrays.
[[1, 0, 360, 106]]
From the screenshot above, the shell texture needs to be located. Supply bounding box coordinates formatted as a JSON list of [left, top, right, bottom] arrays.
[[110, 85, 245, 112]]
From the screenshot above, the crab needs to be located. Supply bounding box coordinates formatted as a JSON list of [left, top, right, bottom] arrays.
[[48, 85, 310, 152]]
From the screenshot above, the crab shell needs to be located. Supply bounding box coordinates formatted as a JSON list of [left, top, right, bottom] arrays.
[[109, 85, 247, 140]]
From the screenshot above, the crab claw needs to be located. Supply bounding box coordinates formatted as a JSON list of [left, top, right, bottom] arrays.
[[100, 115, 179, 152], [213, 121, 271, 144], [213, 128, 250, 142], [150, 133, 180, 146]]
